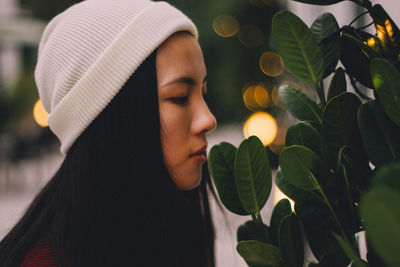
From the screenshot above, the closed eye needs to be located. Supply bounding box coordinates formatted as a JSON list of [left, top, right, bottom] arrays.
[[170, 96, 188, 105]]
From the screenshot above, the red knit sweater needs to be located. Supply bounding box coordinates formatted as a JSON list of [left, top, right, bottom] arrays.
[[20, 237, 70, 267]]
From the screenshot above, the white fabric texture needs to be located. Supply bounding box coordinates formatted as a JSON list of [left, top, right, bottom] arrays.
[[35, 0, 198, 154]]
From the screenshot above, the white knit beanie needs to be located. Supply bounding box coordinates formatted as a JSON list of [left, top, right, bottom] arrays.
[[35, 0, 198, 154]]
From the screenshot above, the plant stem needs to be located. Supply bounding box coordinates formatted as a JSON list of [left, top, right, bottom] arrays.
[[337, 149, 358, 231], [315, 80, 326, 107], [309, 171, 349, 242], [251, 213, 263, 225], [318, 185, 349, 243]]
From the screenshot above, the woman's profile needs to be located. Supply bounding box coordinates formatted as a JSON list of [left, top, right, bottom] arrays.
[[0, 0, 218, 266]]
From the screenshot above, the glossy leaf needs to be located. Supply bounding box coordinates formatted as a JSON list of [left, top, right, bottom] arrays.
[[360, 186, 400, 266], [237, 240, 282, 266], [279, 85, 322, 123], [279, 145, 332, 191], [310, 13, 341, 78], [322, 92, 361, 151], [340, 30, 375, 88], [279, 215, 304, 267], [274, 171, 314, 204], [357, 100, 400, 166], [296, 199, 349, 264], [333, 233, 367, 267], [270, 198, 292, 245], [370, 162, 400, 192], [237, 220, 271, 244], [370, 4, 400, 59], [235, 136, 272, 215], [286, 121, 323, 156], [272, 11, 324, 84], [370, 58, 400, 126], [327, 67, 346, 101], [209, 142, 247, 215]]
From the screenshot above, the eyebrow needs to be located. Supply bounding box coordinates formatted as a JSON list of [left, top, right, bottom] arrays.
[[161, 75, 207, 88]]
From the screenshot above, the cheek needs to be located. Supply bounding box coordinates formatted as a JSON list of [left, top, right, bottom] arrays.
[[159, 106, 201, 190], [159, 105, 188, 169]]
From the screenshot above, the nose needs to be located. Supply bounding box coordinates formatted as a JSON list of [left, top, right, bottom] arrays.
[[192, 99, 217, 135]]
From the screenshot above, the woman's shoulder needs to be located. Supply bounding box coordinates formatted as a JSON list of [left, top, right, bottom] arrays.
[[20, 235, 69, 267]]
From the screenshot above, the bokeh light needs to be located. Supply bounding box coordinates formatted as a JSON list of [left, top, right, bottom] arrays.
[[269, 116, 287, 154], [259, 51, 285, 77], [212, 15, 240, 37], [243, 83, 271, 111], [243, 111, 278, 146], [254, 84, 270, 108], [238, 24, 264, 47], [271, 85, 284, 107], [33, 99, 48, 127]]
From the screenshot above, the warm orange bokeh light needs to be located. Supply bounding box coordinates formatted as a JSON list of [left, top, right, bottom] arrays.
[[269, 116, 287, 154], [243, 83, 270, 111], [33, 99, 49, 127], [212, 15, 239, 37], [259, 51, 285, 77], [254, 84, 270, 108], [243, 111, 278, 146]]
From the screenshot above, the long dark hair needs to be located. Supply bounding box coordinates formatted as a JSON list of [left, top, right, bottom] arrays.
[[0, 51, 216, 267]]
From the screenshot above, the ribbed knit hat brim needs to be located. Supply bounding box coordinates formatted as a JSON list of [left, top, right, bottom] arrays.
[[35, 0, 198, 154]]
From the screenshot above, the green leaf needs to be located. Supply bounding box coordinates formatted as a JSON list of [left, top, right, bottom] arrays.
[[296, 199, 349, 264], [237, 220, 271, 244], [360, 187, 400, 266], [235, 136, 272, 215], [237, 240, 282, 266], [279, 85, 322, 123], [327, 67, 346, 101], [274, 171, 312, 203], [322, 92, 361, 151], [286, 122, 323, 156], [310, 13, 341, 78], [209, 142, 248, 215], [270, 198, 292, 245], [279, 145, 332, 191], [357, 100, 400, 166], [371, 162, 400, 192], [272, 11, 324, 84], [279, 214, 304, 267], [342, 32, 379, 59], [340, 30, 375, 88], [292, 0, 344, 5], [332, 233, 367, 267], [370, 58, 400, 126]]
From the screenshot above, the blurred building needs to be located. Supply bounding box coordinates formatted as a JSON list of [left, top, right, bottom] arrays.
[[0, 0, 45, 88]]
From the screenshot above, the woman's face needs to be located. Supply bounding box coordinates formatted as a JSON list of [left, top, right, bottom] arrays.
[[157, 32, 217, 190]]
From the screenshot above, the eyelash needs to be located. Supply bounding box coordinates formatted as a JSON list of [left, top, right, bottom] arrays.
[[170, 96, 188, 105], [170, 93, 209, 105]]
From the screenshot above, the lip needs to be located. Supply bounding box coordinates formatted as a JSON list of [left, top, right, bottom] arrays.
[[190, 145, 207, 162], [190, 145, 207, 157], [190, 153, 206, 163]]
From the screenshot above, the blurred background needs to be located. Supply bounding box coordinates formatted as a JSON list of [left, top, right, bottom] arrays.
[[0, 0, 399, 266]]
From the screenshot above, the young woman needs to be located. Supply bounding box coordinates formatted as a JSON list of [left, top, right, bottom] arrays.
[[0, 0, 217, 266]]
